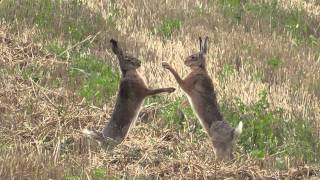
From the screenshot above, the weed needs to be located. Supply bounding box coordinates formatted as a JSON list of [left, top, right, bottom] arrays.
[[63, 176, 78, 180], [159, 97, 185, 130], [253, 71, 263, 82], [194, 3, 207, 16], [285, 9, 310, 43], [1, 0, 320, 177], [0, 144, 11, 150], [106, 0, 119, 27], [245, 0, 278, 18], [19, 64, 46, 83], [113, 176, 122, 180], [287, 119, 320, 162], [93, 168, 106, 180], [134, 175, 157, 180], [157, 97, 203, 136], [0, 0, 106, 42], [266, 57, 282, 69], [49, 78, 62, 88], [218, 0, 320, 45], [222, 90, 320, 162], [219, 63, 235, 79], [47, 42, 120, 105], [218, 0, 244, 23], [71, 53, 120, 104], [154, 17, 182, 39]]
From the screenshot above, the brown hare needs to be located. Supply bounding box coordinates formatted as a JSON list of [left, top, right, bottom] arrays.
[[83, 39, 175, 146], [162, 37, 242, 161]]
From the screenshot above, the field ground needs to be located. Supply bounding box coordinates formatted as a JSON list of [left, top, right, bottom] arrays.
[[0, 0, 320, 179]]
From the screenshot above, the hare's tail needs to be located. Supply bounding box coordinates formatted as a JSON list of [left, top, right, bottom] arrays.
[[234, 121, 243, 137]]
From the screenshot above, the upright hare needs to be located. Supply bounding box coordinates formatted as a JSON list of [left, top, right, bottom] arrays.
[[162, 37, 242, 161], [83, 39, 175, 145]]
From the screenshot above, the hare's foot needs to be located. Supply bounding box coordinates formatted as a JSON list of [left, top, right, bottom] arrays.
[[101, 137, 122, 150]]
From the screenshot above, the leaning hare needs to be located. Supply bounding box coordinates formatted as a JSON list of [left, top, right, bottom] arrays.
[[162, 37, 242, 161], [83, 39, 175, 146]]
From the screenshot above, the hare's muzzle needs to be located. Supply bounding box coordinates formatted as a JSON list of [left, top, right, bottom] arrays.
[[184, 58, 193, 67]]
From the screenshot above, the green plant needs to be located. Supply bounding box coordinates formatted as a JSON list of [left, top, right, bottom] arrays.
[[159, 97, 185, 130], [253, 71, 263, 82], [218, 0, 320, 45], [134, 175, 157, 180], [218, 0, 244, 23], [0, 0, 106, 43], [158, 97, 203, 135], [194, 4, 207, 16], [20, 64, 46, 83], [93, 168, 106, 180], [0, 144, 11, 150], [246, 1, 277, 17], [222, 90, 320, 162], [47, 42, 120, 105], [155, 17, 182, 39], [266, 57, 282, 69], [219, 63, 235, 79], [287, 119, 320, 162], [71, 54, 120, 104], [223, 90, 280, 158], [106, 0, 119, 27], [113, 176, 122, 180], [63, 176, 78, 180], [219, 0, 241, 8], [284, 9, 312, 44]]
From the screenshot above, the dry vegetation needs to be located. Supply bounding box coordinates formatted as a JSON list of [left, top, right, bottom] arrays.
[[0, 0, 320, 179]]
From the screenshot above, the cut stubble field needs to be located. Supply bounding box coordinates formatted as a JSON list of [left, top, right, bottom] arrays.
[[0, 0, 320, 179]]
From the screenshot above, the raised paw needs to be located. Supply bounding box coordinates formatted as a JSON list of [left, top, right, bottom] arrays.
[[167, 87, 176, 93], [162, 61, 172, 70]]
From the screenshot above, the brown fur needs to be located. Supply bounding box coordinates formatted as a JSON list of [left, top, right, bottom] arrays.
[[83, 39, 175, 146], [162, 37, 242, 161]]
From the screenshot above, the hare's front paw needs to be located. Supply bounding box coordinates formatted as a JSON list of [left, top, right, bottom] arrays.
[[167, 87, 176, 93], [162, 62, 172, 70]]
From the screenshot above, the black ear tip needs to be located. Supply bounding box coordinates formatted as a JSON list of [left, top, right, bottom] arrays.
[[110, 38, 117, 45]]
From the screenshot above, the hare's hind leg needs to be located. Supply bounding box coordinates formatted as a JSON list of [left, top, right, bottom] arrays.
[[102, 121, 124, 141], [82, 128, 118, 150]]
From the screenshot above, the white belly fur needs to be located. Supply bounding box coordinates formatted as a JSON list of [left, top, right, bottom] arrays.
[[186, 95, 208, 133]]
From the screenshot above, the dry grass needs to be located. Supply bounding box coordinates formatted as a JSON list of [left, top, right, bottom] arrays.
[[0, 0, 320, 179]]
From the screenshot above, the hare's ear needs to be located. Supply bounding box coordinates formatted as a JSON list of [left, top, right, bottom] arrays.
[[110, 38, 123, 56], [202, 36, 209, 54], [199, 37, 203, 52]]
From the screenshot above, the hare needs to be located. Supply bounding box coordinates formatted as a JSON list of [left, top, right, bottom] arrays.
[[83, 39, 175, 146], [162, 37, 242, 161]]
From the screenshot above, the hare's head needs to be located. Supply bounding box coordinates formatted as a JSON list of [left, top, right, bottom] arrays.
[[210, 121, 243, 161], [110, 39, 141, 72], [119, 55, 141, 71], [185, 36, 208, 68]]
